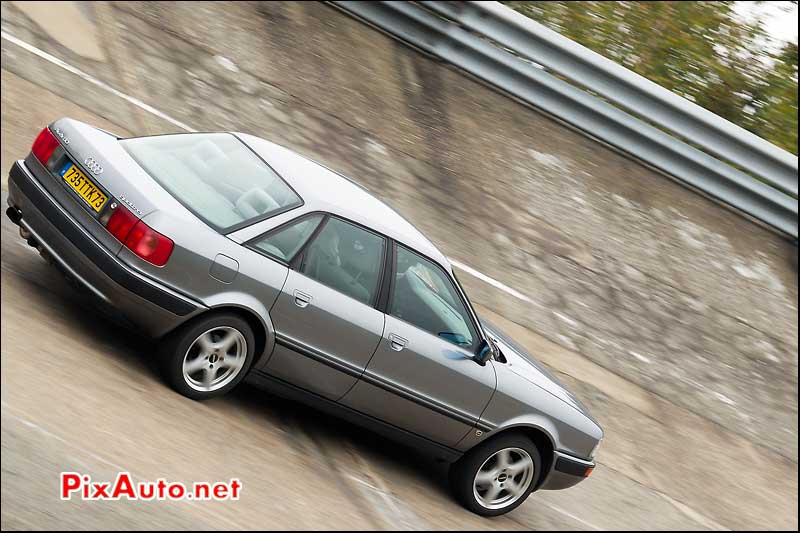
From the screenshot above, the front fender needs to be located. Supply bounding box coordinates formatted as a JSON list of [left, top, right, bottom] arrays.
[[455, 413, 559, 454], [461, 362, 603, 459]]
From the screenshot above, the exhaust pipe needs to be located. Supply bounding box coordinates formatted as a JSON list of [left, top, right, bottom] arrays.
[[6, 206, 22, 226], [17, 226, 38, 248], [6, 207, 48, 258], [8, 206, 47, 257], [38, 246, 53, 265]]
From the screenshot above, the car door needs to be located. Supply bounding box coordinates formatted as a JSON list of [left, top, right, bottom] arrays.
[[265, 215, 388, 400], [341, 244, 497, 447]]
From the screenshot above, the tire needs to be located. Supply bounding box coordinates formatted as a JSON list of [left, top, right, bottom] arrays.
[[449, 432, 542, 516], [159, 312, 255, 401]]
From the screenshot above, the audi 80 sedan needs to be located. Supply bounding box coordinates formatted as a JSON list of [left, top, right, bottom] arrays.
[[6, 118, 603, 516]]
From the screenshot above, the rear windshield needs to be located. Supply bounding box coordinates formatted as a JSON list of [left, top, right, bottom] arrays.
[[120, 133, 302, 231]]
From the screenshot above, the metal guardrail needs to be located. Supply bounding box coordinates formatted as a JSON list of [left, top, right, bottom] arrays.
[[331, 1, 799, 238]]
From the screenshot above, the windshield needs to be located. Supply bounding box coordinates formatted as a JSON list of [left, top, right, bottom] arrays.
[[121, 133, 302, 231]]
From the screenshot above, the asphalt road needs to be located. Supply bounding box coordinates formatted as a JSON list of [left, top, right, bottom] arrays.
[[1, 2, 797, 530]]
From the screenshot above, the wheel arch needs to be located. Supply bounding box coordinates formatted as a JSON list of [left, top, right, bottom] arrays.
[[514, 425, 556, 490], [166, 294, 277, 369], [469, 423, 557, 491], [212, 304, 272, 368]]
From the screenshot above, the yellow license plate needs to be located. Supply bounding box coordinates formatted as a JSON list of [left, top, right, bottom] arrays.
[[60, 163, 108, 212]]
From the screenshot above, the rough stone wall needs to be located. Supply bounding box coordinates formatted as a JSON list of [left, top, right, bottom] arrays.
[[1, 1, 796, 459]]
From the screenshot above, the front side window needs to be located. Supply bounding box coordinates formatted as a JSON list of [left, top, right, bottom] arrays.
[[390, 246, 477, 349], [121, 133, 302, 231], [299, 217, 385, 306], [251, 214, 323, 262]]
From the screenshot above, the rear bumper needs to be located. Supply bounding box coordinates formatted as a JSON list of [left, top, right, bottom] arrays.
[[7, 159, 204, 337], [539, 451, 595, 490]]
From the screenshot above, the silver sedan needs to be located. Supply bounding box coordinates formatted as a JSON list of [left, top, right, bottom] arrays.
[[6, 118, 603, 516]]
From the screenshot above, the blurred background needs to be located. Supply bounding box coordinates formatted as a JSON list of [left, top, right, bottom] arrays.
[[1, 1, 797, 530], [505, 0, 798, 155]]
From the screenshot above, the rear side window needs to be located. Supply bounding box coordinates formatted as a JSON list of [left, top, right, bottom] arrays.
[[390, 246, 477, 350], [299, 217, 386, 306], [121, 133, 302, 231], [251, 214, 323, 262]]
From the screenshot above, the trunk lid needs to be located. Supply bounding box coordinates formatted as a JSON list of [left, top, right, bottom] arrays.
[[35, 118, 195, 252]]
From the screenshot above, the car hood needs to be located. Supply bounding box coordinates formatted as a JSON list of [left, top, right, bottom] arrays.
[[480, 319, 597, 423]]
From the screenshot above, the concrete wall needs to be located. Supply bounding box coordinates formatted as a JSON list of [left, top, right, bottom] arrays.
[[2, 0, 796, 464]]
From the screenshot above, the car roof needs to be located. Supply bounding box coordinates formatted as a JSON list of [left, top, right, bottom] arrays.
[[236, 133, 451, 271]]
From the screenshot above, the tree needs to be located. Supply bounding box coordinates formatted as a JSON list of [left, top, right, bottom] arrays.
[[502, 1, 798, 155], [751, 41, 798, 155]]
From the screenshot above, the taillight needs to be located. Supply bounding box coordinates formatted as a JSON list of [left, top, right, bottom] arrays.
[[105, 205, 138, 242], [104, 205, 173, 266], [31, 127, 60, 165], [124, 220, 174, 267]]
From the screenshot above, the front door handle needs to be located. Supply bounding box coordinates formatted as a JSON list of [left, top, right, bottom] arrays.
[[389, 333, 408, 351], [293, 290, 312, 308]]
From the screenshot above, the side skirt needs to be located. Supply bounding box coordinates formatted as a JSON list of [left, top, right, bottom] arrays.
[[246, 369, 464, 463]]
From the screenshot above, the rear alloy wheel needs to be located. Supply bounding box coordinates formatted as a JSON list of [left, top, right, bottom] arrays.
[[450, 433, 541, 516], [182, 326, 247, 393], [160, 313, 255, 400]]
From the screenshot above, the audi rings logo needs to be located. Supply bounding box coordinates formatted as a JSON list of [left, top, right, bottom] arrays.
[[84, 157, 104, 175]]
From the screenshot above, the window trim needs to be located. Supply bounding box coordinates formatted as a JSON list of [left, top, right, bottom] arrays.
[[293, 213, 390, 309], [225, 133, 305, 234], [375, 238, 396, 313], [244, 209, 488, 350], [292, 214, 331, 271], [387, 242, 483, 354], [451, 269, 491, 353], [120, 132, 305, 235], [244, 211, 328, 266]]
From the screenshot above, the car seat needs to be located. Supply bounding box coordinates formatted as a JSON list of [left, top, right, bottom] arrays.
[[304, 227, 370, 304]]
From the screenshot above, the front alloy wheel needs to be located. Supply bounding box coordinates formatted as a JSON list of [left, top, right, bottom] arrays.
[[450, 432, 542, 516], [473, 447, 535, 510]]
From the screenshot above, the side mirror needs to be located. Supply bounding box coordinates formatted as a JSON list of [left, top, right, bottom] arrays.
[[438, 331, 470, 346], [474, 339, 494, 365]]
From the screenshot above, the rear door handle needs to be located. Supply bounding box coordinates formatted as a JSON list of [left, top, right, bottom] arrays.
[[293, 290, 312, 308], [388, 333, 408, 351]]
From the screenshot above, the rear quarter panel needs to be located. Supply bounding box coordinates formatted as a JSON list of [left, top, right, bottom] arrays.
[[118, 208, 290, 363], [35, 119, 293, 362]]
